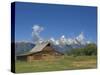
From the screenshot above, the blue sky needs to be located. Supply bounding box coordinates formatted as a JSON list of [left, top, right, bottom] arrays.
[[15, 2, 97, 42]]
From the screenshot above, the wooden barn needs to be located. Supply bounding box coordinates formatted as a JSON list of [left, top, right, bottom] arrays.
[[16, 42, 63, 62]]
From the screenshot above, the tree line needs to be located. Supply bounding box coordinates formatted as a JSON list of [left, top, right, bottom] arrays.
[[67, 43, 97, 56]]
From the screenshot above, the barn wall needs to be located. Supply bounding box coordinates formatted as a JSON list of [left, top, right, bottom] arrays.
[[33, 53, 42, 60], [27, 55, 33, 62], [28, 46, 63, 61], [27, 53, 42, 62], [42, 46, 62, 56], [42, 54, 55, 61], [17, 44, 63, 62]]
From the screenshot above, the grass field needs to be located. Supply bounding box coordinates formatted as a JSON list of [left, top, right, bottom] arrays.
[[15, 56, 97, 73]]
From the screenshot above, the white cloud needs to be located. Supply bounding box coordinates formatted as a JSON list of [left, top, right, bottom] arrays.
[[32, 25, 44, 33], [32, 25, 44, 44]]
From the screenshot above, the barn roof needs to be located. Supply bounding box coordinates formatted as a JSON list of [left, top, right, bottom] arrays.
[[29, 42, 49, 53], [17, 41, 62, 56]]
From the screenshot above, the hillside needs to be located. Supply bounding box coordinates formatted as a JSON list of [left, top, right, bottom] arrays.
[[15, 42, 35, 56]]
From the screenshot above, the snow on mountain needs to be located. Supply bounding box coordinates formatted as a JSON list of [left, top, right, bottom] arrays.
[[49, 32, 91, 53], [30, 25, 93, 53], [75, 32, 86, 45], [15, 32, 93, 55], [50, 33, 86, 46]]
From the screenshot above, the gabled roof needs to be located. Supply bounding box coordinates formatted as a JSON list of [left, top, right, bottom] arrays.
[[29, 42, 49, 54], [17, 41, 64, 56], [17, 42, 50, 56]]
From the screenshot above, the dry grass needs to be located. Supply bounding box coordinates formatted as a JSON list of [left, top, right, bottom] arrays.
[[15, 56, 97, 73]]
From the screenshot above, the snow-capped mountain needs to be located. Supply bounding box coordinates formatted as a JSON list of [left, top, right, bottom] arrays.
[[15, 32, 92, 54], [49, 32, 91, 53], [31, 25, 93, 53]]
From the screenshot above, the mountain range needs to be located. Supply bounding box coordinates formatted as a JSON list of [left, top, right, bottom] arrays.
[[15, 32, 94, 55], [15, 33, 91, 55], [15, 41, 35, 56]]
